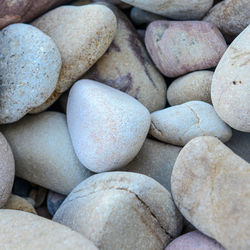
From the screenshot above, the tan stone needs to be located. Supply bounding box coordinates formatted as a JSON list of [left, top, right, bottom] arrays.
[[171, 136, 250, 250], [0, 209, 98, 249], [53, 172, 183, 250]]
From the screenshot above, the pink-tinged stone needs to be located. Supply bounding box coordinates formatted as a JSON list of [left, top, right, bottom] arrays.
[[67, 79, 151, 173], [145, 21, 227, 78], [166, 230, 225, 250]]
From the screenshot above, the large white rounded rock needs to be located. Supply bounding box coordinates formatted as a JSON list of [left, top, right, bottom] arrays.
[[0, 112, 91, 195], [150, 101, 232, 146], [0, 23, 61, 123], [211, 25, 250, 132], [67, 79, 151, 173], [0, 209, 98, 249]]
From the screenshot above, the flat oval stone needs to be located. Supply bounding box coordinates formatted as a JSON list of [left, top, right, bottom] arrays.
[[85, 4, 167, 112], [47, 191, 66, 216], [0, 112, 92, 195], [121, 138, 181, 191], [150, 101, 232, 146], [31, 4, 117, 113], [203, 0, 250, 42], [171, 136, 250, 250], [67, 79, 151, 173], [53, 172, 183, 250], [0, 133, 15, 208], [166, 230, 225, 250], [120, 0, 213, 20], [211, 25, 250, 132], [145, 21, 227, 78], [0, 23, 61, 124], [0, 209, 98, 249], [167, 71, 213, 106]]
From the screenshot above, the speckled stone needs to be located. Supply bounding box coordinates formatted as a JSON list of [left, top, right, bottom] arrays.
[[47, 191, 66, 216], [53, 172, 183, 250], [85, 4, 167, 112], [0, 23, 61, 124], [120, 0, 213, 20], [0, 112, 92, 195], [31, 4, 117, 113], [121, 138, 181, 191], [4, 194, 37, 215], [171, 136, 250, 250], [0, 210, 98, 249], [67, 79, 151, 173], [0, 133, 15, 208], [165, 230, 225, 250], [167, 71, 213, 106], [211, 25, 250, 132], [204, 0, 250, 42], [150, 101, 232, 146], [145, 21, 227, 78]]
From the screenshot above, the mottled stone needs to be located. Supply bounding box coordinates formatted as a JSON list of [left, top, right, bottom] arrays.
[[4, 194, 37, 215], [54, 172, 183, 250], [0, 23, 61, 123], [120, 0, 213, 20], [67, 80, 151, 173], [0, 133, 15, 208], [85, 4, 166, 112], [166, 230, 225, 250], [47, 191, 66, 216], [171, 136, 250, 250], [167, 71, 213, 106], [121, 138, 181, 191], [150, 101, 232, 146], [0, 112, 92, 195], [0, 210, 98, 249], [211, 25, 250, 132], [204, 0, 250, 42], [145, 21, 227, 78], [31, 4, 117, 113]]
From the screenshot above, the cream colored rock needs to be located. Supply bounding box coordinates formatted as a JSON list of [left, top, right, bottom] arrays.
[[120, 0, 213, 20], [211, 25, 250, 132], [204, 0, 250, 41], [150, 101, 232, 146], [53, 172, 183, 250], [85, 4, 166, 112], [0, 132, 15, 208], [4, 194, 37, 214], [0, 210, 98, 249], [31, 4, 117, 113], [171, 136, 250, 250], [167, 71, 213, 106], [0, 112, 91, 195], [67, 80, 151, 173], [121, 138, 181, 191]]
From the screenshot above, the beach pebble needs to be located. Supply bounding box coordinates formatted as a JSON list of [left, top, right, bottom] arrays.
[[0, 23, 61, 124], [67, 80, 151, 173], [31, 4, 117, 112], [47, 191, 66, 216], [204, 0, 250, 42], [4, 194, 37, 215], [0, 210, 98, 250], [85, 4, 167, 112], [145, 21, 227, 78], [150, 101, 232, 146], [167, 71, 213, 106], [165, 230, 225, 250], [0, 112, 92, 195], [121, 138, 181, 191], [53, 172, 183, 250], [0, 0, 71, 30], [119, 0, 213, 20], [211, 25, 250, 132], [171, 136, 250, 250], [0, 133, 15, 208]]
